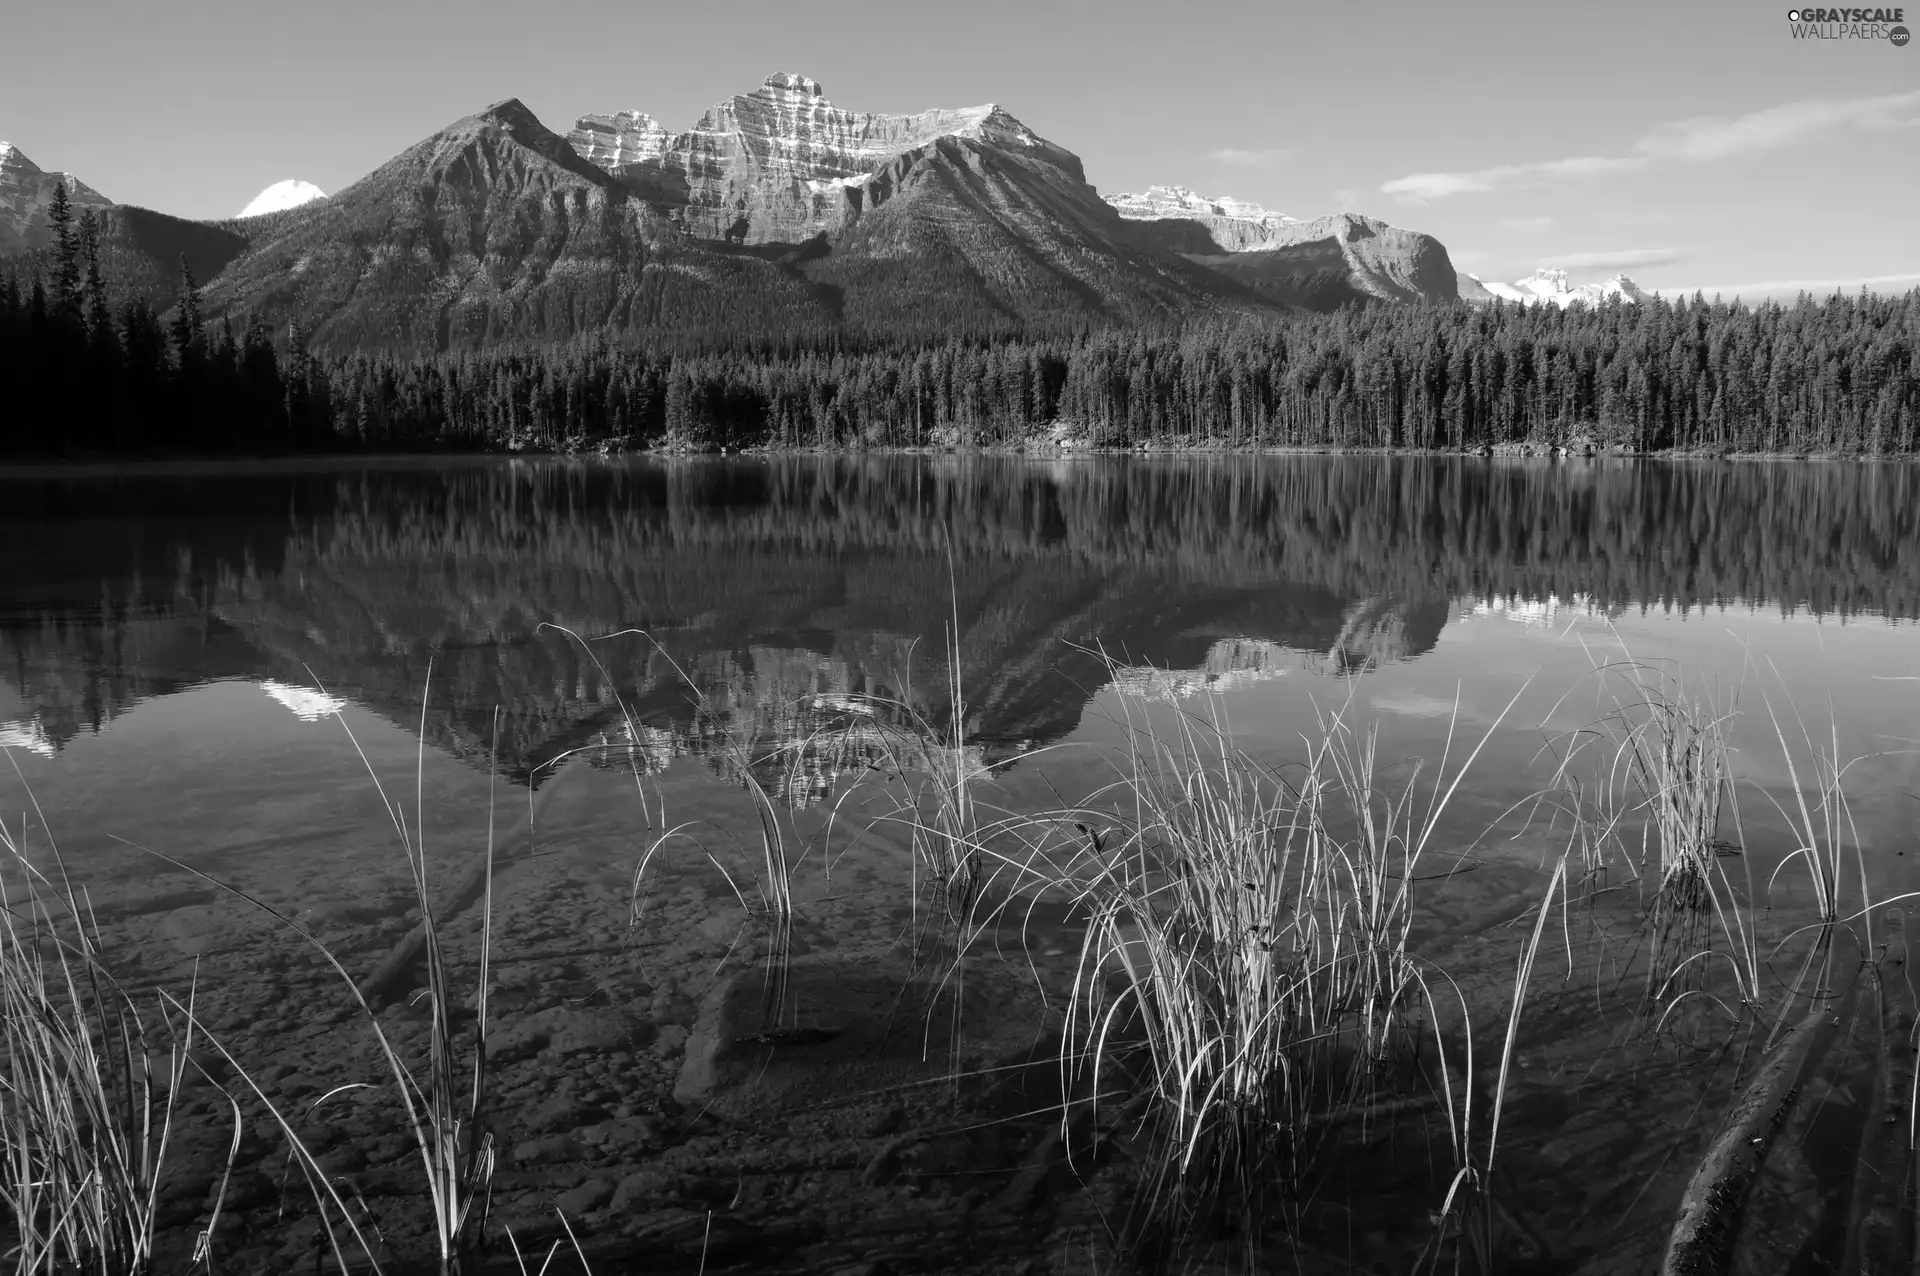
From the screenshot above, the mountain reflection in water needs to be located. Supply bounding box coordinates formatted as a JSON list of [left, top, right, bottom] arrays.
[[2, 454, 1915, 798]]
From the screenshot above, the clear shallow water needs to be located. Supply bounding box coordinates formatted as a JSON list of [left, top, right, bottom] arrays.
[[3, 453, 1919, 1271]]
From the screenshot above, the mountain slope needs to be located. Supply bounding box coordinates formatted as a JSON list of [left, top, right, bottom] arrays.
[[1108, 188, 1459, 310], [197, 100, 842, 350], [809, 134, 1259, 335], [7, 205, 250, 312]]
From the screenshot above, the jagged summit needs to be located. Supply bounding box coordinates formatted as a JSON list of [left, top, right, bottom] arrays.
[[1467, 267, 1650, 307], [480, 97, 542, 129], [0, 140, 112, 253], [761, 71, 827, 97], [565, 71, 1075, 242]]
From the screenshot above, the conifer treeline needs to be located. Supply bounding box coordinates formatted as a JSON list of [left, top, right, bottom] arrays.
[[4, 185, 1917, 456]]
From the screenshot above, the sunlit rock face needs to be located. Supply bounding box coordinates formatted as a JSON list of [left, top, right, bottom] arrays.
[[568, 110, 672, 171], [1106, 185, 1300, 252], [0, 141, 112, 253], [238, 179, 325, 217], [566, 72, 1083, 243]]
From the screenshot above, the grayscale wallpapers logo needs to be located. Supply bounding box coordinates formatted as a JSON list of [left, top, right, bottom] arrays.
[[1786, 6, 1910, 40]]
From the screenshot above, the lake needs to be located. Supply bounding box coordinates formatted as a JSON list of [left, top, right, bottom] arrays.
[[3, 453, 1918, 1274]]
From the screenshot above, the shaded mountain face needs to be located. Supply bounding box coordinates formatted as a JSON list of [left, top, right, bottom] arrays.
[[0, 141, 112, 253], [6, 204, 251, 314], [1109, 187, 1460, 310]]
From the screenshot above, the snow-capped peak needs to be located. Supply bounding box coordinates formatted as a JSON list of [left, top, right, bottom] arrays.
[[1475, 266, 1649, 307], [239, 179, 326, 217]]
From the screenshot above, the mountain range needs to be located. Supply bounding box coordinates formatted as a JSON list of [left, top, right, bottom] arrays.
[[3, 75, 1466, 350]]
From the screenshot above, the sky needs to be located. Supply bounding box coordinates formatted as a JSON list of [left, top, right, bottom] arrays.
[[3, 0, 1916, 301]]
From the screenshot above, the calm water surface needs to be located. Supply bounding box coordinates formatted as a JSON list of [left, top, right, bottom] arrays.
[[3, 453, 1919, 1269]]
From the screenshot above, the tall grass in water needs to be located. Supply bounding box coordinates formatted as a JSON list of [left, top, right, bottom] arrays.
[[0, 813, 232, 1275], [1561, 661, 1765, 1019], [1612, 669, 1738, 909], [150, 676, 498, 1276], [1055, 679, 1513, 1240]]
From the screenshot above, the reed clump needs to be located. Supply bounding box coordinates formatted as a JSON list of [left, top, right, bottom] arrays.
[[1614, 673, 1738, 910], [0, 823, 227, 1276], [1048, 683, 1506, 1240]]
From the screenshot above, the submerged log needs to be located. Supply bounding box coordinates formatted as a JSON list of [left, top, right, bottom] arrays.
[[355, 781, 552, 1008], [1659, 983, 1849, 1276], [1842, 909, 1914, 1274]]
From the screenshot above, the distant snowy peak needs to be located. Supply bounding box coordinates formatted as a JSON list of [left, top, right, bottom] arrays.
[[1468, 267, 1650, 307], [1106, 185, 1295, 228], [239, 179, 326, 217]]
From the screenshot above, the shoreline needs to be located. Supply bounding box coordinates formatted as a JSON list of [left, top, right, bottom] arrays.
[[2, 442, 1916, 478]]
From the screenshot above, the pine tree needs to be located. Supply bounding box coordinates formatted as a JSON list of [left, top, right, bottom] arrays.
[[169, 255, 203, 368], [79, 209, 112, 339], [47, 180, 80, 328]]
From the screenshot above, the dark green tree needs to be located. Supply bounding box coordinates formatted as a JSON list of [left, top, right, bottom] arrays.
[[169, 255, 202, 368], [79, 209, 112, 340], [46, 180, 81, 329]]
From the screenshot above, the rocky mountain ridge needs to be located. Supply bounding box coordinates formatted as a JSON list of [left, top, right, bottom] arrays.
[[0, 141, 112, 253], [565, 72, 1083, 244], [1106, 185, 1301, 251]]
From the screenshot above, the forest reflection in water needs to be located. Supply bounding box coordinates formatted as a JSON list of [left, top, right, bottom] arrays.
[[2, 452, 1916, 799]]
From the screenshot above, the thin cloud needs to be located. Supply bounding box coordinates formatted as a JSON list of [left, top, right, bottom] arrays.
[[1383, 155, 1639, 200], [1634, 91, 1920, 161], [1209, 147, 1292, 170], [1539, 248, 1684, 271], [1382, 89, 1920, 201], [1651, 271, 1920, 301]]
